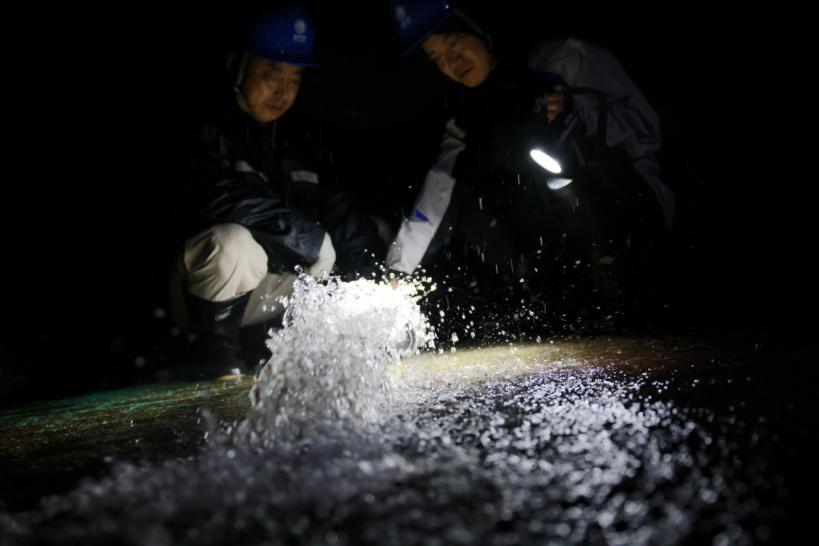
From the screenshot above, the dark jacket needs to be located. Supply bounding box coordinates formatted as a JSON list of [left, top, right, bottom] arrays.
[[181, 106, 384, 276], [450, 62, 649, 253]]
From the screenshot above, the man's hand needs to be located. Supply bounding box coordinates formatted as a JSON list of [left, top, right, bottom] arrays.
[[546, 84, 567, 124], [384, 270, 413, 289]]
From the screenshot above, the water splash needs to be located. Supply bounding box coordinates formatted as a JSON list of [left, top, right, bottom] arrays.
[[0, 275, 788, 545], [236, 275, 433, 446]]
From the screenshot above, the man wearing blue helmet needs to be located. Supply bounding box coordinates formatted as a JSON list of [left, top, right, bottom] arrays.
[[171, 4, 384, 376], [387, 0, 674, 325], [230, 7, 317, 124]]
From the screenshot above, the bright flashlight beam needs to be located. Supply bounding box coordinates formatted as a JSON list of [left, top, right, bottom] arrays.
[[546, 177, 573, 190], [530, 149, 562, 174]]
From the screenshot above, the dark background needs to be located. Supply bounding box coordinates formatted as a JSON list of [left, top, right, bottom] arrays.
[[2, 2, 811, 403]]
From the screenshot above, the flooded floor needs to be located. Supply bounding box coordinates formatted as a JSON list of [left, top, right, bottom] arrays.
[[0, 333, 805, 545]]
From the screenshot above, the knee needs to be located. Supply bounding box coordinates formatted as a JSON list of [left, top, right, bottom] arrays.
[[184, 224, 268, 300], [207, 224, 265, 278]]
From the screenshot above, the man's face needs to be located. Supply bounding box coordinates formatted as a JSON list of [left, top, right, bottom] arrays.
[[240, 56, 303, 124], [422, 32, 494, 88]]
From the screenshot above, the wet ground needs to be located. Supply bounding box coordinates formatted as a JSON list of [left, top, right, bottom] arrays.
[[0, 378, 251, 511], [0, 331, 808, 545]]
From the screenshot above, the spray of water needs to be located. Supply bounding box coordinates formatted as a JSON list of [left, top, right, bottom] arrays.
[[236, 274, 434, 446], [0, 278, 783, 545]]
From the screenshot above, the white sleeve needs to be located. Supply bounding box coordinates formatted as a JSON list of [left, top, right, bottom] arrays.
[[386, 119, 465, 274]]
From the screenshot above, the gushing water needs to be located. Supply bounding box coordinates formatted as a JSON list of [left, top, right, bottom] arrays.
[[238, 275, 432, 445], [0, 277, 786, 545]]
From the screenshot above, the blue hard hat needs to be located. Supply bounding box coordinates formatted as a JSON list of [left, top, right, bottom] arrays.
[[389, 0, 456, 56], [243, 4, 318, 67]]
